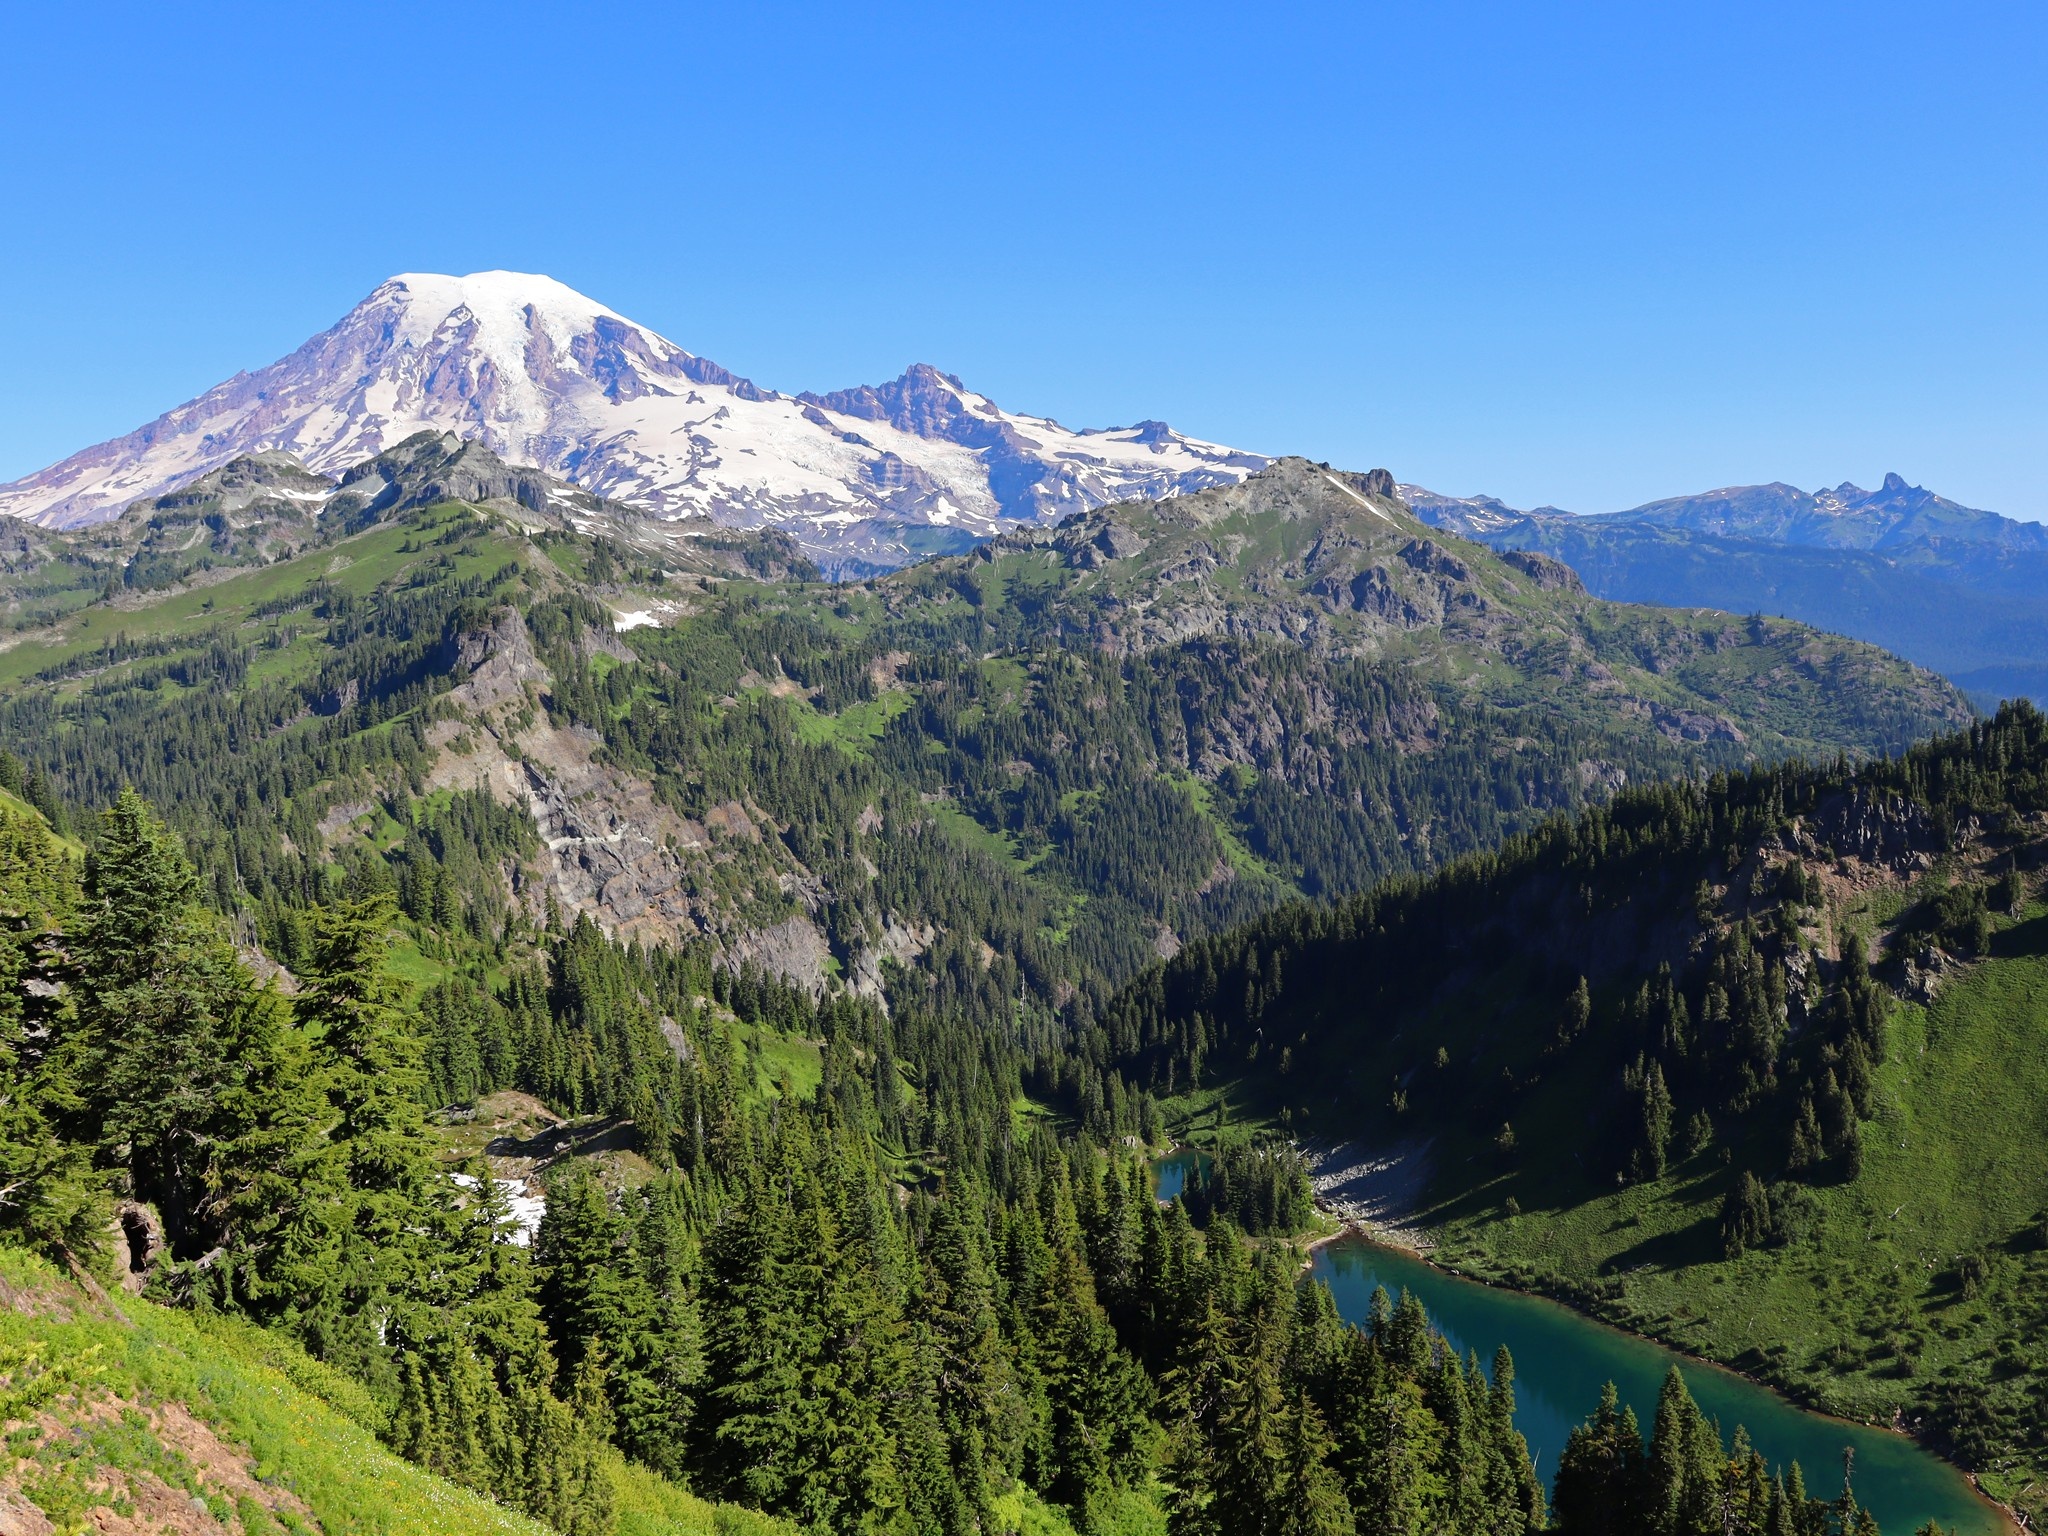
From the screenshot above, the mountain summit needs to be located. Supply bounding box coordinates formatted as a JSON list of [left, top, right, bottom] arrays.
[[1603, 474, 2048, 553], [0, 271, 1266, 569]]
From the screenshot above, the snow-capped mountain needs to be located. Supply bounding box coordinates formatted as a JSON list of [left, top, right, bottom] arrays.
[[0, 271, 1267, 569]]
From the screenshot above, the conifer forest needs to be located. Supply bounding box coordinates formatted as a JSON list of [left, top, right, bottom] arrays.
[[0, 455, 2025, 1536]]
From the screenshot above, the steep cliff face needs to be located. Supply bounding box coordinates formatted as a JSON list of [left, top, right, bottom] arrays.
[[416, 607, 848, 990]]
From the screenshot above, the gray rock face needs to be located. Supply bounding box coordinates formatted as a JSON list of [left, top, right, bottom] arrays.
[[727, 915, 837, 997], [1811, 789, 1940, 867], [1304, 1139, 1437, 1248], [422, 607, 836, 992], [1396, 537, 1471, 582], [1499, 548, 1584, 592], [1311, 564, 1440, 627], [325, 430, 611, 523], [138, 450, 336, 515]]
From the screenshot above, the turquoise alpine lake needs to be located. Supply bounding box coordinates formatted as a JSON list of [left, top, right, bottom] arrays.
[[1152, 1148, 1209, 1203], [1308, 1233, 2006, 1536]]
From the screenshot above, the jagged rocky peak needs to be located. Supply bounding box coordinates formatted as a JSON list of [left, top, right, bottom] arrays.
[[144, 450, 335, 508], [0, 271, 1268, 569], [800, 362, 988, 436], [1405, 469, 2043, 557], [1012, 457, 1416, 559], [107, 452, 337, 537], [1147, 455, 1414, 529], [325, 430, 612, 523]]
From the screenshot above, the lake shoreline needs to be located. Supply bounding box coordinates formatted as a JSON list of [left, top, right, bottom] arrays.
[[1306, 1207, 2025, 1536], [1160, 1135, 2022, 1533]]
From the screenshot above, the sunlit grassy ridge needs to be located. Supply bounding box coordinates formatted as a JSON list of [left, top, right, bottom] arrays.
[[0, 1249, 795, 1535], [0, 502, 522, 690]]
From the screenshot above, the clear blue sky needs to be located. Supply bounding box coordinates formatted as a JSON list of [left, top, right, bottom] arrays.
[[2, 2, 2042, 515]]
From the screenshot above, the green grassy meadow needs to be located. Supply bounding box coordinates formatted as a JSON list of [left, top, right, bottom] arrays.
[[0, 1247, 799, 1535]]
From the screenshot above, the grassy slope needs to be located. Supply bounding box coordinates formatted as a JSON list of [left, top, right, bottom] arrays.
[[2, 1247, 543, 1535], [0, 502, 518, 690], [1435, 920, 2048, 1512], [784, 687, 913, 758], [0, 1248, 794, 1536], [0, 786, 84, 858]]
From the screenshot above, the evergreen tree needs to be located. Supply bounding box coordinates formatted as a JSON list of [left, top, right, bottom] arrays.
[[0, 806, 98, 1262], [69, 790, 269, 1259], [1720, 1170, 1774, 1258], [1347, 1377, 1444, 1536], [294, 895, 442, 1379], [1034, 1228, 1150, 1527], [201, 984, 341, 1323], [921, 1181, 1021, 1520], [1553, 1381, 1647, 1534], [1276, 1386, 1355, 1536]]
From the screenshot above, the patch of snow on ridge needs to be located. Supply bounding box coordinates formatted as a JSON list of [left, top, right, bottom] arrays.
[[1325, 472, 1392, 522], [612, 610, 658, 632], [451, 1172, 546, 1247]]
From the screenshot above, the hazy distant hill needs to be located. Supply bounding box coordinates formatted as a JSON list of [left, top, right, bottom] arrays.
[[1405, 473, 2048, 704]]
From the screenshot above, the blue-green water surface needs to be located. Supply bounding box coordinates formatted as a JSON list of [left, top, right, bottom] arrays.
[[1309, 1234, 2005, 1536], [1152, 1148, 1209, 1203]]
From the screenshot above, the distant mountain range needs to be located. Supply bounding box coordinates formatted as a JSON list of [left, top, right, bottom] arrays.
[[6, 270, 2043, 699], [0, 271, 1266, 573], [1404, 475, 2048, 705]]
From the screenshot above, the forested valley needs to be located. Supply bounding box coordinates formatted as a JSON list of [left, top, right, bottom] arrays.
[[1099, 704, 2048, 1524], [0, 770, 1945, 1536], [0, 447, 1993, 1534]]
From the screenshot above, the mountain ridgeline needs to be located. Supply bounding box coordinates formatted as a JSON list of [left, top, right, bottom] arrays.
[[0, 448, 1969, 1039], [1094, 703, 2048, 1519]]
